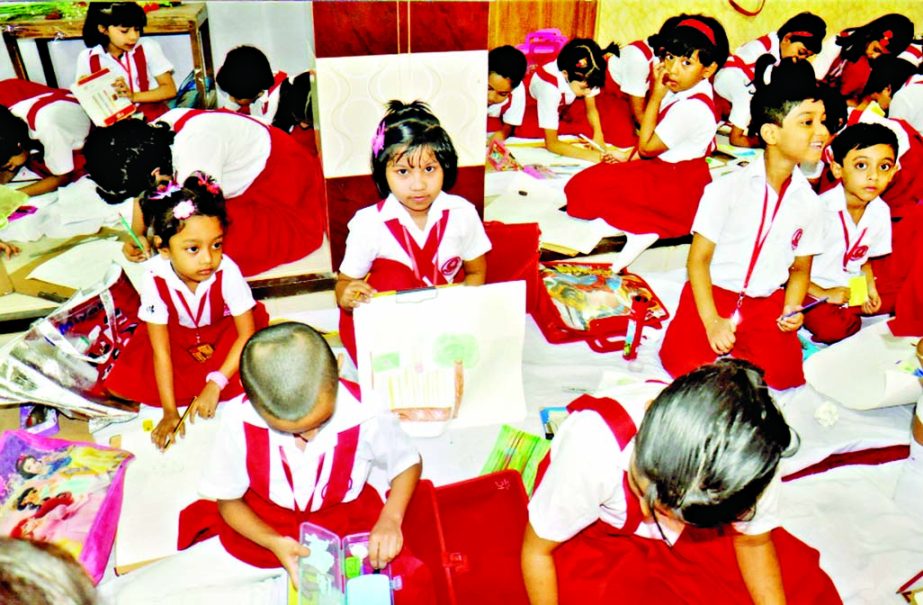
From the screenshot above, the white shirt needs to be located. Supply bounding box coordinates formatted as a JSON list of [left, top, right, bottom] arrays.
[[219, 71, 289, 126], [138, 255, 255, 327], [810, 184, 892, 289], [714, 32, 779, 131], [528, 61, 600, 131], [157, 109, 271, 198], [529, 385, 782, 543], [890, 74, 923, 136], [199, 386, 420, 512], [609, 40, 654, 98], [8, 94, 90, 175], [655, 79, 717, 163], [811, 36, 842, 81], [693, 159, 825, 296], [897, 42, 923, 68], [339, 192, 492, 284], [74, 38, 173, 92], [487, 82, 526, 127]]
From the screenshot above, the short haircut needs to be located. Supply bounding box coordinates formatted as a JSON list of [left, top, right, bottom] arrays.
[[0, 537, 98, 605], [777, 12, 827, 55], [272, 72, 312, 132], [82, 2, 147, 48], [634, 359, 794, 528], [659, 14, 729, 69], [556, 38, 607, 89], [862, 56, 917, 98], [830, 122, 898, 165], [0, 106, 35, 167], [82, 119, 174, 204], [370, 100, 458, 198], [748, 56, 821, 140], [216, 45, 275, 101], [836, 14, 915, 62], [488, 45, 528, 89], [240, 323, 338, 422], [140, 172, 228, 249]]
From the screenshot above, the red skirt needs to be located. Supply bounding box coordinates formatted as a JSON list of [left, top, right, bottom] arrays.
[[103, 302, 269, 406], [137, 101, 169, 122], [515, 97, 595, 140], [591, 70, 640, 148], [889, 206, 923, 337], [223, 126, 328, 276], [553, 521, 841, 604], [801, 298, 863, 345], [565, 157, 711, 238]]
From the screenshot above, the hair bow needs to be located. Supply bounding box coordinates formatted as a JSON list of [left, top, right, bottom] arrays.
[[880, 30, 893, 51], [192, 170, 221, 196], [149, 180, 183, 201], [371, 122, 386, 155], [173, 200, 196, 220]]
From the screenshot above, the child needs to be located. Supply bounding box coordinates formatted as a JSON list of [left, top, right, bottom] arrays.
[[103, 173, 269, 450], [803, 123, 897, 344], [565, 15, 728, 272], [812, 13, 915, 103], [522, 360, 839, 604], [0, 537, 98, 605], [216, 45, 299, 129], [889, 59, 923, 134], [100, 322, 423, 603], [659, 58, 828, 390], [75, 2, 176, 122], [0, 80, 91, 197], [516, 38, 614, 162], [714, 12, 826, 147], [82, 106, 326, 276], [336, 100, 492, 362], [487, 45, 528, 143]]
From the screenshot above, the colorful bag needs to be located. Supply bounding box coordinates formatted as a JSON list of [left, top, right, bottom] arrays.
[[0, 429, 133, 583]]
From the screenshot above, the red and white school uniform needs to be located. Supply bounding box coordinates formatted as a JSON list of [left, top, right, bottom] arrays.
[[516, 61, 601, 139], [530, 393, 839, 604], [221, 70, 289, 125], [74, 37, 173, 122], [660, 161, 824, 390], [156, 108, 327, 276], [812, 35, 872, 100], [565, 78, 717, 238], [714, 33, 778, 130], [0, 79, 90, 178], [487, 82, 526, 132], [338, 192, 492, 361], [596, 40, 656, 147], [103, 254, 268, 406], [803, 184, 891, 344], [890, 74, 923, 144]]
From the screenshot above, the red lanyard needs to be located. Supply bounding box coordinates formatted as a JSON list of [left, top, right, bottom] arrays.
[[174, 289, 209, 342], [739, 178, 791, 304], [115, 52, 135, 94], [400, 220, 442, 285], [278, 444, 325, 512], [838, 211, 867, 271]]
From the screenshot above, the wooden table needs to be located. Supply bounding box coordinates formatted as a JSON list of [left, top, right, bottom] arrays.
[[1, 3, 214, 107]]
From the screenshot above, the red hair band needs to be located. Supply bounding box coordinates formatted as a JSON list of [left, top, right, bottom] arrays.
[[787, 30, 817, 39], [880, 30, 893, 52], [677, 18, 716, 46]]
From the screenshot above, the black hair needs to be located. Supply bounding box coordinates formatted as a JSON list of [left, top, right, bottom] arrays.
[[139, 172, 228, 249], [15, 488, 39, 511], [216, 45, 275, 102], [488, 45, 528, 89], [862, 56, 917, 98], [82, 2, 147, 49], [836, 14, 915, 63], [647, 15, 689, 55], [658, 14, 729, 69], [14, 455, 38, 480], [818, 86, 848, 135], [777, 12, 827, 55], [272, 72, 313, 132], [370, 100, 458, 198], [830, 122, 898, 165], [83, 119, 174, 204], [749, 56, 822, 140], [0, 106, 38, 168], [556, 38, 607, 89], [634, 359, 794, 529], [240, 322, 338, 422]]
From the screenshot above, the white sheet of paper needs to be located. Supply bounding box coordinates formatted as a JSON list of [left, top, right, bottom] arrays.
[[354, 281, 527, 431], [27, 240, 146, 292]]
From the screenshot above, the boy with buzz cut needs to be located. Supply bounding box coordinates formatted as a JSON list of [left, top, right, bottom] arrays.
[[803, 123, 898, 344], [100, 322, 422, 603], [487, 45, 528, 143], [660, 58, 828, 390]]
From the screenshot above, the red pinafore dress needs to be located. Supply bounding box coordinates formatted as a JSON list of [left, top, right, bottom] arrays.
[[89, 47, 169, 122], [594, 40, 656, 148]]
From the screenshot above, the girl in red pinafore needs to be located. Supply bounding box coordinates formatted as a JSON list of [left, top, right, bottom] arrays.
[[337, 100, 492, 362], [565, 15, 728, 272], [74, 2, 176, 122], [104, 173, 268, 450]]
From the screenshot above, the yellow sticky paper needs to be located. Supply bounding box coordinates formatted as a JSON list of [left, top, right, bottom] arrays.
[[142, 419, 154, 432], [848, 275, 868, 307]]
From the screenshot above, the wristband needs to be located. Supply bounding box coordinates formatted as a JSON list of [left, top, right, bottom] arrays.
[[206, 371, 229, 391]]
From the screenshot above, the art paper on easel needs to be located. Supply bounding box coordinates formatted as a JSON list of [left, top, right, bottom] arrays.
[[354, 281, 527, 434], [71, 68, 136, 127]]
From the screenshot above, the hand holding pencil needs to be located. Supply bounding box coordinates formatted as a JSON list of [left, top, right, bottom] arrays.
[[119, 214, 151, 262], [152, 399, 194, 451]]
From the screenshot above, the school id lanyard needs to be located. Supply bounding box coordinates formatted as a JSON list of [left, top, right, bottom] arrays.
[[838, 211, 867, 271], [737, 179, 792, 309], [115, 53, 135, 94], [174, 289, 210, 344]]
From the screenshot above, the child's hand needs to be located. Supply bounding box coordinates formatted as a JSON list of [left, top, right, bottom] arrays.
[[862, 287, 881, 314], [337, 279, 376, 310], [706, 316, 736, 355], [0, 241, 20, 259], [368, 513, 404, 570], [777, 305, 803, 332], [651, 62, 669, 98], [824, 286, 850, 306], [269, 535, 309, 585], [191, 383, 220, 421], [112, 76, 131, 99], [122, 237, 151, 262], [151, 411, 183, 451]]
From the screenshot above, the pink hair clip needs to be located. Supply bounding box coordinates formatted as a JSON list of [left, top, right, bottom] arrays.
[[173, 200, 196, 220], [371, 122, 386, 155], [149, 180, 183, 201], [191, 170, 221, 196]]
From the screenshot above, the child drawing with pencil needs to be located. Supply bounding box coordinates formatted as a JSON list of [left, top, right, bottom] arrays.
[[336, 100, 492, 362], [103, 172, 268, 449]]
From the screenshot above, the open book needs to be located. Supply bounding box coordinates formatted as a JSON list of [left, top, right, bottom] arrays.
[[71, 68, 136, 127]]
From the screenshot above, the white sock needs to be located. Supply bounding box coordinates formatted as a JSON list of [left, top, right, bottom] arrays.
[[611, 232, 659, 273]]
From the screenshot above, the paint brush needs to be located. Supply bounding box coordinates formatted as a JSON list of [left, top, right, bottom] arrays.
[[577, 134, 607, 153], [780, 297, 828, 320], [119, 214, 150, 260], [163, 397, 195, 451]]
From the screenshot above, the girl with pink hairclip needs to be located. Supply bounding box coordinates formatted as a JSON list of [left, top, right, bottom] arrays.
[[104, 172, 269, 450]]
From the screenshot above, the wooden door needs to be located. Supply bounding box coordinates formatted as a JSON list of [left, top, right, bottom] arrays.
[[488, 0, 598, 49]]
